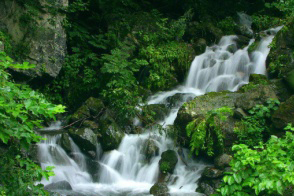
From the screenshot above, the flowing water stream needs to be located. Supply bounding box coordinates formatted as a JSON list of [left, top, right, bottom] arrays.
[[37, 21, 282, 195]]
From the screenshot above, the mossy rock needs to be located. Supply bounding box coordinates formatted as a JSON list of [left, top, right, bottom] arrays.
[[272, 95, 294, 129], [150, 182, 169, 196], [98, 127, 124, 152], [159, 150, 178, 174], [175, 91, 241, 132], [235, 85, 277, 111]]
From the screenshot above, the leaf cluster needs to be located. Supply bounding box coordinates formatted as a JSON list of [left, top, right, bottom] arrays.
[[186, 107, 233, 157], [234, 99, 280, 147], [0, 52, 65, 195], [219, 124, 294, 195]]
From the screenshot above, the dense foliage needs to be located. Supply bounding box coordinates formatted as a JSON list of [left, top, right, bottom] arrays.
[[234, 99, 280, 147], [0, 52, 65, 195], [186, 107, 233, 157], [219, 124, 294, 196]]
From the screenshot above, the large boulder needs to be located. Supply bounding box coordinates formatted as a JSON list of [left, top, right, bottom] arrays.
[[159, 150, 178, 174], [150, 182, 170, 196], [0, 0, 68, 78], [272, 95, 294, 129], [69, 128, 98, 155], [175, 91, 241, 147]]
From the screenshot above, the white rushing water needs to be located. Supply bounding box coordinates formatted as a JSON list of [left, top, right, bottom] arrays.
[[38, 20, 282, 195]]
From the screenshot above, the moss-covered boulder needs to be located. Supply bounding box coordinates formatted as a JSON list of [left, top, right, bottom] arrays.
[[175, 91, 241, 129], [159, 150, 178, 174], [272, 95, 294, 129], [236, 85, 277, 111], [150, 182, 169, 196], [175, 91, 241, 147]]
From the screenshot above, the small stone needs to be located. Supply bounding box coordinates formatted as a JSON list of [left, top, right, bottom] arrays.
[[150, 182, 170, 196]]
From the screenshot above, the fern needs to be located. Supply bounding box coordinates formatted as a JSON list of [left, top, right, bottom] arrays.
[[186, 107, 233, 157]]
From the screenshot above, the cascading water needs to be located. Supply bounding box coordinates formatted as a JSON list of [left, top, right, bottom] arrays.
[[37, 19, 282, 195]]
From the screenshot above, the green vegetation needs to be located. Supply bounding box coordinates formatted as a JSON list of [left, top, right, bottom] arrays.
[[1, 0, 294, 195], [0, 52, 65, 195], [219, 124, 294, 196], [234, 99, 280, 147], [186, 107, 233, 157]]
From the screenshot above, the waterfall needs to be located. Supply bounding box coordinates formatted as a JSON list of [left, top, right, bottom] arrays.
[[37, 24, 282, 195]]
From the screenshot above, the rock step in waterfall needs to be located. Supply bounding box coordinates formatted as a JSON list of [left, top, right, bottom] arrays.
[[37, 23, 282, 195]]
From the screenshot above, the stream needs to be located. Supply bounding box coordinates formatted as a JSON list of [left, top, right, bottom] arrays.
[[37, 19, 282, 196]]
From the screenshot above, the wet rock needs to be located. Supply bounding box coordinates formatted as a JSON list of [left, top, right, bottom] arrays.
[[159, 150, 178, 174], [214, 154, 232, 169], [44, 180, 72, 191], [150, 182, 170, 196], [272, 95, 294, 129], [98, 119, 124, 151], [141, 104, 170, 125], [142, 138, 159, 162], [69, 128, 98, 153], [60, 133, 71, 153], [236, 85, 277, 111]]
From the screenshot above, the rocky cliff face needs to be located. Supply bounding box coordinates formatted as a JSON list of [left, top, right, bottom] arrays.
[[0, 0, 67, 78]]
